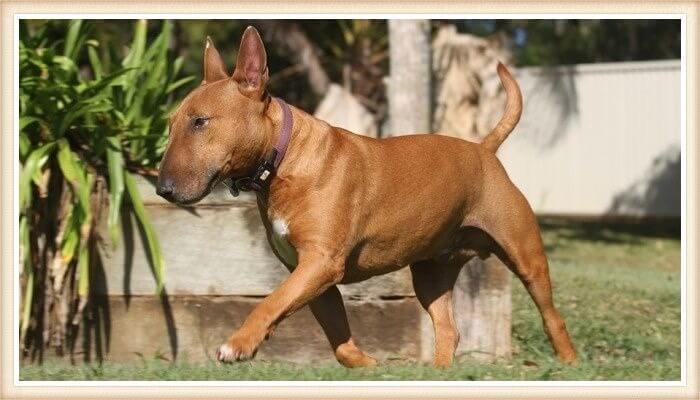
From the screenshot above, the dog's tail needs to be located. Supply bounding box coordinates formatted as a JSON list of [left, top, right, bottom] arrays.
[[481, 62, 523, 153]]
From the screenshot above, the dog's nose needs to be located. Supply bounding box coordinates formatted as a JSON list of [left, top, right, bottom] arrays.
[[156, 177, 175, 198]]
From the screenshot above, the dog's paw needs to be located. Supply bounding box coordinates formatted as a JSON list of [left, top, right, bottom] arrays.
[[215, 336, 259, 363]]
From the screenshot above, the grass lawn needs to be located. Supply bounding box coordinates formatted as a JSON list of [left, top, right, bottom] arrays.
[[20, 218, 681, 381]]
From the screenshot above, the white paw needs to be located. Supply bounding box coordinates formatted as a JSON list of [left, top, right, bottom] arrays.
[[215, 338, 258, 363], [216, 343, 236, 363]]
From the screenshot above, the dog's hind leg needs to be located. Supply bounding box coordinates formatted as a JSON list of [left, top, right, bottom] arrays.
[[309, 285, 377, 368], [504, 239, 576, 363], [410, 259, 463, 367], [468, 183, 577, 363], [509, 245, 577, 363]]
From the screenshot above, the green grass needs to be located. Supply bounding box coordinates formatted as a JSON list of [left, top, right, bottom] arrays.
[[20, 218, 681, 381]]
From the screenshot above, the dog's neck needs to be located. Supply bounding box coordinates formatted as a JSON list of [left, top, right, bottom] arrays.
[[261, 97, 335, 182]]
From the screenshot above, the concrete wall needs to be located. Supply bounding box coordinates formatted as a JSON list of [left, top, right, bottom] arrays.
[[497, 60, 681, 217]]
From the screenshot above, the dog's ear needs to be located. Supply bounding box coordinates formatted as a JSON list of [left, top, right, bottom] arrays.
[[202, 37, 228, 85], [231, 26, 268, 99]]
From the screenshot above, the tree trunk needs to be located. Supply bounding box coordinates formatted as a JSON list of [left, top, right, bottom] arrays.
[[257, 21, 331, 96], [388, 20, 512, 362], [387, 20, 432, 135]]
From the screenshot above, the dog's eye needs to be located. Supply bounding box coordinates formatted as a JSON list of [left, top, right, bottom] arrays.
[[192, 116, 210, 130]]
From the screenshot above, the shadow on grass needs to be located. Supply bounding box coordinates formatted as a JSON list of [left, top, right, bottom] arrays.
[[538, 216, 680, 250]]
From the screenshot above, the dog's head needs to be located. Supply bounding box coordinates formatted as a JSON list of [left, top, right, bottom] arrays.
[[157, 26, 271, 204]]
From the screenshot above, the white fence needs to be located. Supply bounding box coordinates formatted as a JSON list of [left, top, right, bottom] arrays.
[[497, 60, 681, 218]]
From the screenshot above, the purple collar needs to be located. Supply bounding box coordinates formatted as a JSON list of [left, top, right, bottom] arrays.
[[271, 97, 293, 168], [227, 97, 293, 196]]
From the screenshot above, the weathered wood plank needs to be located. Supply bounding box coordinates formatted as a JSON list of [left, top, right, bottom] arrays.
[[98, 202, 414, 297], [89, 176, 511, 364], [72, 296, 422, 364]]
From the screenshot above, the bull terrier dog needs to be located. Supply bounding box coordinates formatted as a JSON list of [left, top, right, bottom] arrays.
[[157, 26, 577, 367]]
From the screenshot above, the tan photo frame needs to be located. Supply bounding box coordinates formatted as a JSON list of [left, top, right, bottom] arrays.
[[1, 1, 697, 399]]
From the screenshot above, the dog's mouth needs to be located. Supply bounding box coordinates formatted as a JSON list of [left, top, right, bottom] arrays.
[[171, 169, 226, 206], [171, 165, 254, 205]]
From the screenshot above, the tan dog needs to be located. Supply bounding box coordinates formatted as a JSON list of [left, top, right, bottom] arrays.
[[157, 26, 577, 367]]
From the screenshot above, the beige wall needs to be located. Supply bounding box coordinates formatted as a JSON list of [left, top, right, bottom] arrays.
[[497, 60, 681, 217]]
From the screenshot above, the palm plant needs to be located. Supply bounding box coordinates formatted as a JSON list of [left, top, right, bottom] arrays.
[[19, 19, 194, 359]]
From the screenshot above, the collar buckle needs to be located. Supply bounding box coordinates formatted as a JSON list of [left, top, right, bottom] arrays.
[[227, 148, 278, 196], [248, 149, 278, 192]]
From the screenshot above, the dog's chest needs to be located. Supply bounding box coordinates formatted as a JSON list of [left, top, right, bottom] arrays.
[[269, 217, 298, 267]]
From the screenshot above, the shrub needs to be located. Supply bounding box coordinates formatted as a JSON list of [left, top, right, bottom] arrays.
[[19, 19, 194, 359]]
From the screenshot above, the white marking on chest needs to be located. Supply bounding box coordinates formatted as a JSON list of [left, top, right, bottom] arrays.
[[270, 218, 298, 266]]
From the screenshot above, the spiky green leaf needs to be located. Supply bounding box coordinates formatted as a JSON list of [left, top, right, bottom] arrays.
[[19, 142, 56, 211], [56, 139, 82, 185], [63, 20, 84, 61], [125, 172, 165, 294], [106, 136, 125, 245]]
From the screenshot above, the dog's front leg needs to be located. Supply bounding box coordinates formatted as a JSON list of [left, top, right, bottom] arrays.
[[216, 250, 344, 362]]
